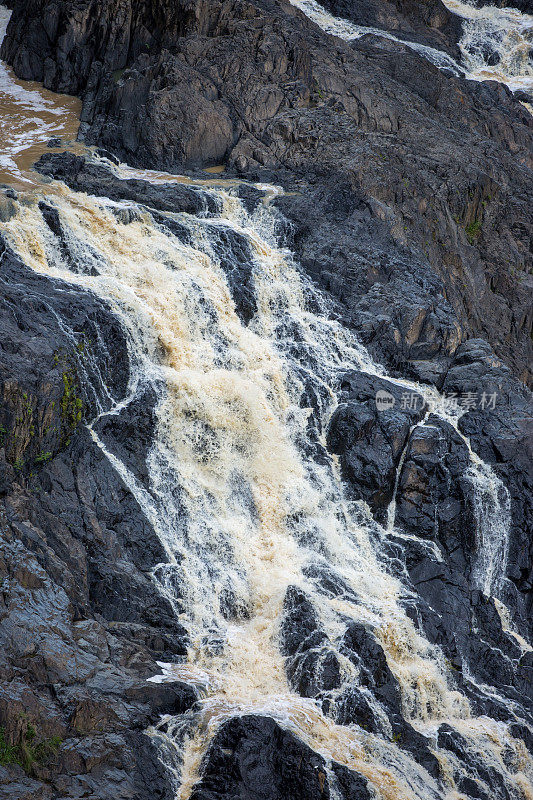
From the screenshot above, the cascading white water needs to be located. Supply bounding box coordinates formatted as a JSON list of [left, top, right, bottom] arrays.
[[467, 458, 512, 597], [289, 0, 533, 93], [0, 4, 530, 795], [1, 169, 530, 799], [289, 0, 465, 74], [444, 0, 533, 91]]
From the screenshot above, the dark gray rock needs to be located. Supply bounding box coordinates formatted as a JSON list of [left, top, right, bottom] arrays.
[[327, 372, 425, 519], [35, 153, 221, 216], [471, 0, 532, 11], [201, 223, 258, 325], [0, 240, 193, 798], [394, 417, 473, 564], [331, 762, 372, 800], [188, 714, 370, 800]]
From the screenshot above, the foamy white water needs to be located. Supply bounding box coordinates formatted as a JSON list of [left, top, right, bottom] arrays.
[[290, 0, 533, 92], [0, 2, 530, 796], [445, 0, 533, 91], [1, 176, 529, 799]]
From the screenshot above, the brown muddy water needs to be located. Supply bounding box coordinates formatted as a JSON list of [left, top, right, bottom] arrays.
[[0, 5, 81, 189]]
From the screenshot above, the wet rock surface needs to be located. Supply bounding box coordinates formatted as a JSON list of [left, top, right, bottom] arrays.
[[327, 372, 425, 519], [189, 715, 332, 800], [471, 0, 533, 11], [0, 240, 194, 798], [35, 153, 220, 217], [189, 714, 374, 800]]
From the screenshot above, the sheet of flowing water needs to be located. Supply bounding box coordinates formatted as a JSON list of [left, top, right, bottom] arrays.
[[1, 173, 529, 799], [290, 0, 533, 92], [0, 5, 81, 188]]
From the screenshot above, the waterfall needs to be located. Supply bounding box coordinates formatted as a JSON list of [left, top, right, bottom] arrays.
[[289, 0, 533, 92], [467, 459, 512, 598], [0, 0, 531, 795], [1, 164, 529, 798], [445, 0, 533, 91]]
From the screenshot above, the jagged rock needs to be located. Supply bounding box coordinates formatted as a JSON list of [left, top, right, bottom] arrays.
[[338, 622, 441, 777], [436, 722, 521, 800], [188, 714, 370, 800], [189, 715, 329, 800], [443, 341, 533, 632], [279, 587, 442, 778], [202, 223, 258, 325], [394, 417, 473, 565], [0, 241, 193, 797], [470, 0, 532, 11], [327, 371, 425, 519], [35, 153, 220, 216], [280, 586, 341, 699], [331, 762, 372, 800]]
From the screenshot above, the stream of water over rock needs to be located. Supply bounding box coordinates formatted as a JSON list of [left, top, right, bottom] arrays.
[[1, 167, 527, 798], [0, 2, 531, 799], [290, 0, 533, 92]]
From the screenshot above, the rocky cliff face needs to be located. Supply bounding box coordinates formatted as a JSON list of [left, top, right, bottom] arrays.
[[0, 1, 532, 799], [2, 0, 532, 389], [0, 234, 199, 799]]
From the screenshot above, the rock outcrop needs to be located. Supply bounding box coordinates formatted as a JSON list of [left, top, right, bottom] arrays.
[[0, 238, 195, 798]]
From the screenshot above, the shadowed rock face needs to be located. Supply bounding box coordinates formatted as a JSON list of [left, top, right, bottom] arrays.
[[189, 715, 334, 800], [0, 239, 195, 799], [470, 0, 533, 10], [326, 372, 426, 517]]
